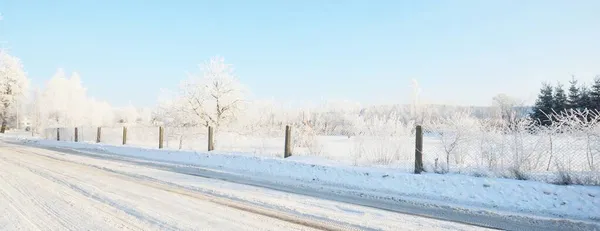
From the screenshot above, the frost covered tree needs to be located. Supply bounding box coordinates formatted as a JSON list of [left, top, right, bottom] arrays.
[[0, 51, 30, 133], [234, 100, 286, 136], [42, 69, 73, 127], [154, 89, 193, 127], [86, 98, 114, 127], [67, 72, 90, 126], [41, 69, 114, 128], [29, 88, 43, 134], [492, 94, 524, 131], [410, 79, 425, 125], [173, 56, 245, 132]]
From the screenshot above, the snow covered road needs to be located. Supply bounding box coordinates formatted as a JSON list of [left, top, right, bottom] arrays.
[[0, 142, 491, 231]]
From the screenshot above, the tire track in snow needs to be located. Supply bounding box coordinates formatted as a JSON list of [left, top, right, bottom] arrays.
[[0, 154, 181, 231], [14, 146, 377, 231], [0, 176, 40, 230], [0, 155, 93, 230], [6, 146, 357, 231]]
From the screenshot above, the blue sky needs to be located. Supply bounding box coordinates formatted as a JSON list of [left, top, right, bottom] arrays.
[[1, 0, 599, 107]]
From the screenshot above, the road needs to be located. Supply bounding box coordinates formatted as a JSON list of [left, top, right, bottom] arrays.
[[0, 142, 492, 231]]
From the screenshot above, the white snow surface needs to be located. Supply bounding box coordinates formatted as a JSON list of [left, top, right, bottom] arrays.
[[3, 135, 600, 225], [0, 141, 489, 231]]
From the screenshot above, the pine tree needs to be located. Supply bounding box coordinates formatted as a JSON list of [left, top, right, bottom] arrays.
[[590, 76, 600, 112], [579, 85, 593, 111], [553, 83, 567, 114], [531, 83, 554, 126], [566, 77, 580, 111]]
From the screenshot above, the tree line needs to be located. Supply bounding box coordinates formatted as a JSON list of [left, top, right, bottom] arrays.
[[531, 76, 600, 125]]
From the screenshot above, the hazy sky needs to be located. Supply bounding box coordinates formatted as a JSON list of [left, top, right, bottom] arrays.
[[1, 0, 599, 107]]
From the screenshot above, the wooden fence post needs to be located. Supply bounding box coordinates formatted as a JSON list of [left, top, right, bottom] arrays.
[[74, 127, 78, 142], [57, 128, 60, 141], [96, 127, 101, 143], [208, 126, 214, 151], [159, 126, 164, 149], [415, 125, 424, 174], [122, 127, 127, 145], [284, 125, 292, 158]]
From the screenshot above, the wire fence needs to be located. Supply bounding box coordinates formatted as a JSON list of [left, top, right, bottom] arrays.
[[42, 122, 600, 185], [421, 124, 600, 184]]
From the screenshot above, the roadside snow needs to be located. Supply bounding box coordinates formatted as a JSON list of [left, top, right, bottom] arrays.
[[6, 136, 600, 224]]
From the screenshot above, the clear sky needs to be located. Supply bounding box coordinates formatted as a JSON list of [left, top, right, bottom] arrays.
[[1, 0, 599, 107]]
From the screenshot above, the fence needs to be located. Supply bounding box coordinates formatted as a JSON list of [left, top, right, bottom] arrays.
[[418, 123, 600, 185], [43, 125, 294, 158], [42, 123, 600, 185]]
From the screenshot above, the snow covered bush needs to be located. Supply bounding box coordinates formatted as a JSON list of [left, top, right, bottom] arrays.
[[544, 109, 600, 184], [291, 120, 324, 156], [426, 110, 478, 173], [350, 115, 414, 167]]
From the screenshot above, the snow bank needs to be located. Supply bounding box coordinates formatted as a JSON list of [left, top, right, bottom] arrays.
[[5, 136, 600, 224]]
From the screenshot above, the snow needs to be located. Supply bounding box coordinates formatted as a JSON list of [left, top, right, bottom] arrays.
[[5, 134, 600, 226], [0, 140, 491, 231]]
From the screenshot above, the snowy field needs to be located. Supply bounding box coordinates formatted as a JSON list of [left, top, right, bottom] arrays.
[[42, 124, 600, 185], [4, 132, 600, 229]]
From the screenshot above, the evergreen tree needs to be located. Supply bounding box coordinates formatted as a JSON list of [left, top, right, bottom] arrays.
[[553, 83, 567, 114], [579, 85, 593, 111], [566, 77, 580, 110], [531, 83, 554, 126], [590, 76, 600, 112]]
